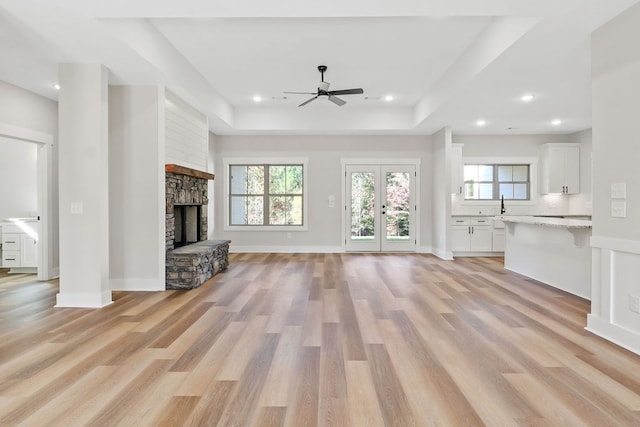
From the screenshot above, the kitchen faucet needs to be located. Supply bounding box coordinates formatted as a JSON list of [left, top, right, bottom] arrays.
[[500, 195, 506, 214]]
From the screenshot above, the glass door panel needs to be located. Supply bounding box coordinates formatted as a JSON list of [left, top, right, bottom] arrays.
[[381, 166, 415, 251], [346, 166, 380, 251]]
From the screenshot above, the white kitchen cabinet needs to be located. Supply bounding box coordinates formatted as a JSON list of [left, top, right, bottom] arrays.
[[451, 143, 464, 196], [451, 218, 471, 252], [492, 219, 506, 251], [539, 143, 580, 194], [1, 221, 38, 271], [451, 217, 493, 253], [20, 234, 37, 267]]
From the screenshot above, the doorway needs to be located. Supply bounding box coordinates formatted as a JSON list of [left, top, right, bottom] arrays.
[[345, 164, 417, 252], [0, 124, 54, 280]]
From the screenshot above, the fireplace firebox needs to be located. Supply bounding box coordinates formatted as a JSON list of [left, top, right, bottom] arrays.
[[173, 205, 202, 248]]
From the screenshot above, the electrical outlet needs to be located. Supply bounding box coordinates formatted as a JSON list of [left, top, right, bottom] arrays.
[[629, 295, 640, 313]]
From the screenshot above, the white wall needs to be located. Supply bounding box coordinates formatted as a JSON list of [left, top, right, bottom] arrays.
[[430, 127, 452, 259], [109, 85, 165, 291], [165, 90, 208, 171], [570, 128, 593, 214], [0, 136, 37, 218], [56, 63, 111, 307], [207, 132, 217, 239], [212, 135, 432, 252], [0, 80, 59, 276], [587, 2, 640, 355], [451, 133, 592, 216]]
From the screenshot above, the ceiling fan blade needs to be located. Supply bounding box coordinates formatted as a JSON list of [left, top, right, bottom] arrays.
[[328, 95, 346, 106], [298, 96, 318, 107], [284, 91, 317, 95], [328, 88, 364, 96]]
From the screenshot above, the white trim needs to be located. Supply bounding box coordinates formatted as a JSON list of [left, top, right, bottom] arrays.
[[586, 315, 640, 356], [229, 245, 343, 253], [55, 290, 113, 308], [222, 157, 309, 231], [0, 122, 53, 144], [110, 278, 165, 291], [460, 156, 538, 206], [453, 251, 505, 258], [340, 158, 422, 166], [591, 235, 640, 254], [429, 247, 454, 260], [158, 85, 167, 292], [0, 123, 55, 280]]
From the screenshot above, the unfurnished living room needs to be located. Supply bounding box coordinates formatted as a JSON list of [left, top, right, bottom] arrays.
[[1, 0, 640, 425]]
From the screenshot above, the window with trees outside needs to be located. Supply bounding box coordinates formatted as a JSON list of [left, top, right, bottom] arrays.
[[229, 164, 304, 226], [464, 164, 530, 200]]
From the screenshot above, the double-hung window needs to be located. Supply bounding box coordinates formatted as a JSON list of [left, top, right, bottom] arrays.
[[464, 164, 530, 200], [227, 161, 306, 228]]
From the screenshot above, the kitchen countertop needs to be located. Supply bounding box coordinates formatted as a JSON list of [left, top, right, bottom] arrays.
[[496, 215, 592, 229]]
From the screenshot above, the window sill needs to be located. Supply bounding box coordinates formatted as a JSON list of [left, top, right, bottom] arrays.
[[224, 225, 308, 232]]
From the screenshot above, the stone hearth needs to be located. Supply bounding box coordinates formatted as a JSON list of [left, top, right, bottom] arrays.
[[166, 240, 230, 290]]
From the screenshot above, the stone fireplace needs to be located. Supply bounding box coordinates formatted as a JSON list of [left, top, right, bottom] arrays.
[[165, 164, 211, 251], [165, 164, 230, 290]]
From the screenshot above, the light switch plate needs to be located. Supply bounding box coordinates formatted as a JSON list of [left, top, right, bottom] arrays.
[[611, 200, 626, 218], [611, 182, 627, 199], [70, 202, 83, 215]]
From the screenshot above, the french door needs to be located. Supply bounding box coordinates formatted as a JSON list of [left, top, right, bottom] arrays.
[[345, 164, 416, 252]]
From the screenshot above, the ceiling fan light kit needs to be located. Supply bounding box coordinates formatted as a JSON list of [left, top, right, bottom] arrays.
[[284, 65, 364, 107]]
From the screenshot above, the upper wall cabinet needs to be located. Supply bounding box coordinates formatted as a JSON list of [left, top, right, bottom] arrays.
[[451, 143, 464, 196], [539, 143, 580, 194]]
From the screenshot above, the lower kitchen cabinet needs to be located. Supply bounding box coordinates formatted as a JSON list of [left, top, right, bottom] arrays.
[[451, 217, 493, 252], [492, 219, 506, 252], [1, 222, 37, 270]]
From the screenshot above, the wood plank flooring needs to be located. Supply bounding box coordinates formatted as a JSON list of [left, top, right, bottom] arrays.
[[1, 254, 640, 426]]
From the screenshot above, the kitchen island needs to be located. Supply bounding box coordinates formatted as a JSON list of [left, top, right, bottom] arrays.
[[498, 216, 592, 299]]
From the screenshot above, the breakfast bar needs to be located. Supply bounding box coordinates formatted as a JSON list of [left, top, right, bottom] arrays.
[[498, 216, 592, 299]]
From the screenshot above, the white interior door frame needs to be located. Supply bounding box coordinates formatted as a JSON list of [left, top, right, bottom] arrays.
[[0, 122, 54, 280], [341, 158, 421, 252]]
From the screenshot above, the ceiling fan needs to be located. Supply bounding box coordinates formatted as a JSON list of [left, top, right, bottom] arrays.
[[284, 65, 364, 107]]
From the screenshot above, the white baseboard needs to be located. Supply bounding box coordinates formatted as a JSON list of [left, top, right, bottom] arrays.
[[431, 247, 454, 260], [586, 315, 640, 356], [230, 245, 344, 253], [55, 290, 113, 308], [110, 278, 165, 291]]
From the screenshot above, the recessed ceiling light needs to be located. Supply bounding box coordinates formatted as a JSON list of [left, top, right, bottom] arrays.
[[520, 94, 534, 102], [551, 119, 562, 126], [252, 95, 262, 102], [52, 83, 60, 90], [384, 95, 394, 102], [476, 119, 486, 127]]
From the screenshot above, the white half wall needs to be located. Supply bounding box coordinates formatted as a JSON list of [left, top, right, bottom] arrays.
[[109, 85, 165, 291], [588, 3, 640, 355]]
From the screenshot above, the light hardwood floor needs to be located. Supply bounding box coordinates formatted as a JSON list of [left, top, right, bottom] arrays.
[[1, 254, 640, 426]]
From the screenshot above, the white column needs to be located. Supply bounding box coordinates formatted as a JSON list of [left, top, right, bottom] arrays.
[[56, 63, 112, 308]]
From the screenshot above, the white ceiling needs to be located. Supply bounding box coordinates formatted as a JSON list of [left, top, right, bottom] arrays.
[[0, 0, 638, 135]]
